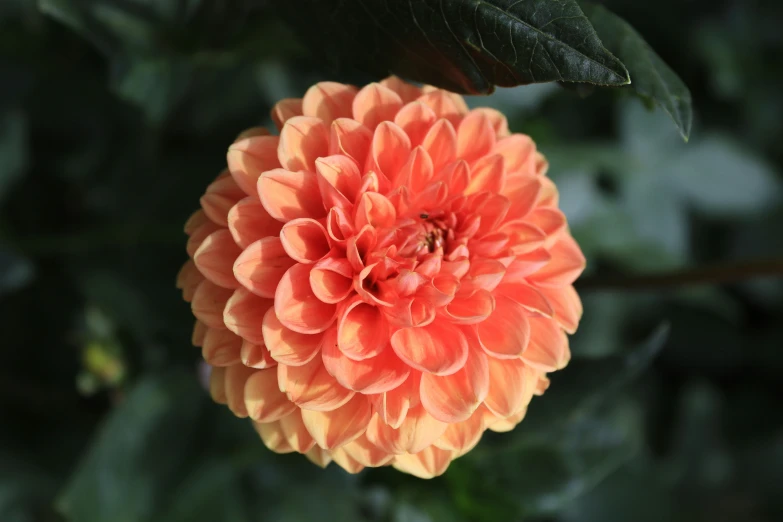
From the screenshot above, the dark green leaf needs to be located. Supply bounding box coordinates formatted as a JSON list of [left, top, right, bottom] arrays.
[[580, 2, 693, 140], [276, 0, 630, 94], [56, 372, 206, 522]]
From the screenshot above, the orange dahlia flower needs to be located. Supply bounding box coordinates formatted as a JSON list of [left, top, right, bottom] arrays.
[[177, 77, 585, 478]]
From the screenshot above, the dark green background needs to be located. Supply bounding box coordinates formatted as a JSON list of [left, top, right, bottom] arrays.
[[1, 1, 782, 521]]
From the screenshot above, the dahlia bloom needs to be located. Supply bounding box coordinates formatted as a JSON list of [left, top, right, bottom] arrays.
[[177, 77, 585, 478]]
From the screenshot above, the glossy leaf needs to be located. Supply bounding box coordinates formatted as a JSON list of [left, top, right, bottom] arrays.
[[276, 0, 630, 94]]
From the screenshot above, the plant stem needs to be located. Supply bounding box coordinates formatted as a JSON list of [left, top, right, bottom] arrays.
[[577, 258, 783, 291]]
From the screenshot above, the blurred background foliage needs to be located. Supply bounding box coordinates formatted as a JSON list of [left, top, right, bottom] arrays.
[[1, 1, 783, 521]]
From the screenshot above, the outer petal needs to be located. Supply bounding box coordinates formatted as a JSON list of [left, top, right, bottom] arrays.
[[271, 98, 303, 131], [200, 176, 246, 226], [492, 134, 536, 174], [484, 357, 535, 418], [342, 434, 395, 467], [227, 135, 281, 196], [330, 447, 365, 474], [391, 319, 469, 376], [301, 394, 372, 449], [261, 307, 322, 366], [380, 76, 422, 103], [329, 118, 372, 166], [279, 410, 317, 453], [394, 101, 436, 147], [477, 296, 531, 359], [528, 234, 586, 287], [227, 197, 282, 249], [433, 407, 485, 456], [392, 445, 453, 479], [254, 420, 294, 453], [280, 218, 331, 264], [421, 119, 457, 172], [537, 284, 583, 334], [302, 82, 357, 123], [244, 368, 297, 422], [240, 340, 277, 369], [258, 169, 326, 222], [192, 280, 234, 329], [224, 364, 255, 418], [209, 366, 227, 404], [522, 316, 569, 372], [278, 355, 355, 411], [337, 300, 388, 360], [193, 230, 242, 289], [305, 446, 333, 468], [369, 373, 420, 429], [365, 404, 447, 455], [366, 122, 411, 188], [202, 328, 242, 366], [275, 263, 337, 334], [233, 237, 296, 298], [277, 116, 329, 172], [352, 82, 404, 129], [420, 348, 489, 423], [223, 288, 273, 345]]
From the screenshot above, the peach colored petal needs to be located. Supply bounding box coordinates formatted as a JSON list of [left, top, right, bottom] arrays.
[[193, 230, 242, 289], [233, 237, 296, 298], [302, 82, 357, 123], [537, 284, 582, 334], [208, 366, 227, 404], [329, 118, 372, 166], [394, 101, 437, 146], [477, 295, 531, 359], [486, 408, 527, 433], [258, 168, 326, 222], [437, 159, 471, 195], [465, 153, 505, 195], [369, 373, 421, 429], [355, 191, 397, 230], [499, 221, 547, 256], [279, 410, 317, 453], [202, 327, 242, 367], [472, 107, 509, 137], [245, 368, 297, 422], [301, 394, 371, 449], [392, 445, 453, 479], [420, 347, 489, 423], [315, 155, 361, 208], [330, 447, 365, 473], [277, 116, 329, 172], [391, 319, 468, 376], [433, 408, 485, 456], [522, 316, 569, 372], [365, 404, 447, 454], [457, 110, 496, 163], [417, 90, 463, 126], [380, 76, 422, 103], [200, 176, 246, 227], [225, 364, 255, 418], [466, 258, 507, 293], [185, 209, 209, 236], [280, 218, 330, 264], [337, 300, 389, 360], [271, 98, 303, 131], [223, 288, 273, 345], [309, 256, 354, 304], [503, 175, 542, 221], [484, 357, 535, 418], [326, 207, 354, 245], [275, 263, 336, 334], [342, 433, 395, 467], [443, 288, 494, 324], [305, 446, 332, 468], [323, 327, 409, 394], [240, 340, 276, 369], [234, 126, 270, 140], [421, 119, 457, 172], [366, 121, 411, 187], [278, 355, 355, 412], [528, 207, 567, 243], [352, 82, 404, 129], [537, 175, 559, 206], [254, 420, 294, 453], [261, 307, 322, 366], [496, 282, 554, 317], [492, 134, 536, 174], [186, 218, 221, 257], [227, 197, 282, 249], [528, 234, 586, 287], [501, 248, 552, 282], [227, 135, 281, 197], [397, 146, 434, 193], [191, 280, 234, 329], [192, 320, 208, 347], [535, 375, 551, 395], [176, 259, 203, 302]]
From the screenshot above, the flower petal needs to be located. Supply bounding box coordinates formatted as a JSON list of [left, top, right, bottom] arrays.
[[227, 197, 282, 249], [443, 288, 494, 324], [233, 237, 296, 298], [258, 168, 326, 222], [502, 175, 541, 221], [261, 307, 322, 366], [278, 355, 355, 411], [209, 366, 227, 404], [477, 295, 531, 359], [329, 118, 372, 165], [224, 364, 255, 417], [177, 259, 203, 302], [337, 300, 389, 360], [315, 154, 361, 208], [240, 340, 277, 369], [271, 98, 303, 131], [417, 90, 464, 126], [202, 328, 242, 366], [305, 446, 332, 468], [200, 176, 246, 226], [279, 410, 317, 453], [421, 119, 457, 172], [492, 134, 536, 174], [254, 420, 294, 453], [366, 121, 411, 187], [484, 357, 535, 418], [391, 319, 469, 376], [369, 373, 420, 429], [433, 407, 485, 456], [457, 110, 496, 162], [380, 76, 422, 103], [275, 263, 337, 334], [244, 368, 297, 422], [301, 394, 372, 449], [342, 434, 395, 467], [223, 288, 273, 345], [394, 101, 436, 147], [365, 404, 447, 454], [192, 280, 234, 329], [522, 316, 569, 372], [355, 191, 397, 230], [528, 234, 586, 287], [193, 230, 242, 289], [227, 135, 281, 196], [280, 218, 330, 264], [330, 447, 365, 473], [420, 347, 489, 423], [536, 284, 582, 334], [496, 281, 554, 317], [465, 153, 505, 195], [302, 81, 357, 123], [352, 82, 404, 129], [277, 116, 329, 172], [392, 445, 453, 479]]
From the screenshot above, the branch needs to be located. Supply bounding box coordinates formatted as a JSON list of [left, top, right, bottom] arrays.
[[577, 258, 783, 291]]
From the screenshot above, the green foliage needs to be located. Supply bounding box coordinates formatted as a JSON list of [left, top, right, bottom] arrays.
[[1, 1, 782, 522]]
